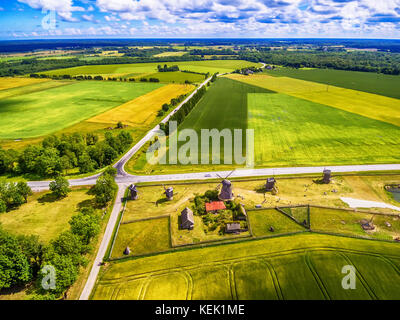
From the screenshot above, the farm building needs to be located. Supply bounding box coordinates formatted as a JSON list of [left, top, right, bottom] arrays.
[[205, 201, 226, 213], [225, 223, 241, 234], [181, 207, 194, 230]]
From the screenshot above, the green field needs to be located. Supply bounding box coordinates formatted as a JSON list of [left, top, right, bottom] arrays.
[[265, 68, 400, 99], [248, 92, 400, 166], [247, 209, 305, 237], [0, 81, 162, 139], [92, 233, 400, 300], [139, 71, 206, 83], [0, 187, 98, 243], [111, 217, 170, 259], [128, 77, 400, 174], [40, 60, 262, 77]]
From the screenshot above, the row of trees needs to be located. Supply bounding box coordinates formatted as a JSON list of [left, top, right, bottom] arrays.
[[157, 64, 179, 72], [0, 181, 32, 213], [0, 130, 133, 178], [160, 78, 210, 135], [0, 168, 117, 298], [240, 50, 400, 75], [157, 93, 188, 118]]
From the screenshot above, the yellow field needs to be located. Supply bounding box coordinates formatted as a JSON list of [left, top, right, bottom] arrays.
[[0, 77, 49, 91], [153, 51, 187, 57], [225, 74, 400, 127], [87, 84, 194, 126]]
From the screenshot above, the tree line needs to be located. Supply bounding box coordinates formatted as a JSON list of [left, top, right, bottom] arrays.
[[239, 50, 400, 75], [0, 168, 117, 299], [0, 130, 133, 178]]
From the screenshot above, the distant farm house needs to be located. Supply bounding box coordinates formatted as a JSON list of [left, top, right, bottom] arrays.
[[225, 223, 241, 234], [181, 207, 194, 230], [205, 201, 226, 213]]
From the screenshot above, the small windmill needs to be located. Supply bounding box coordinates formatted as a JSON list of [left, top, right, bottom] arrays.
[[128, 184, 139, 200], [216, 170, 235, 201], [323, 169, 331, 184], [163, 185, 174, 201]]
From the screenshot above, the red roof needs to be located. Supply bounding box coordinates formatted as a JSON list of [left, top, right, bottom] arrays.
[[205, 201, 226, 212]]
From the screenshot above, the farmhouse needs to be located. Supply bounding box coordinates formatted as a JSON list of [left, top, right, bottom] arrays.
[[205, 201, 226, 213], [181, 207, 194, 230], [225, 223, 241, 234]]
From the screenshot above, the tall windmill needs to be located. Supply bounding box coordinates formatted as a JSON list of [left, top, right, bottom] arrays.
[[216, 170, 235, 201], [128, 184, 139, 200]]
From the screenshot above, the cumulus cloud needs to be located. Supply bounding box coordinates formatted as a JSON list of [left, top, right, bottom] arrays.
[[12, 0, 400, 37]]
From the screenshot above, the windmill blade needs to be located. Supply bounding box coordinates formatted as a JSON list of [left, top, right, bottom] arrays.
[[225, 169, 235, 180], [216, 173, 224, 180], [215, 182, 222, 191]]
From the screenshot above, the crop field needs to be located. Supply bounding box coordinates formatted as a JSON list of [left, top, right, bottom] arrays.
[[111, 217, 170, 259], [139, 71, 206, 83], [0, 77, 49, 90], [153, 51, 187, 57], [128, 77, 400, 174], [225, 74, 400, 128], [92, 233, 400, 300], [248, 92, 400, 166], [0, 186, 98, 243], [0, 81, 162, 139], [265, 67, 400, 99], [88, 84, 194, 126], [40, 60, 262, 77]]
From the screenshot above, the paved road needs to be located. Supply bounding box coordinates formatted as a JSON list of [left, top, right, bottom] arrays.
[[79, 184, 127, 300]]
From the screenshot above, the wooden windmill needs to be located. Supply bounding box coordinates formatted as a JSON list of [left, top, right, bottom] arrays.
[[163, 185, 174, 201], [323, 169, 331, 184], [128, 184, 139, 200], [216, 170, 235, 201]]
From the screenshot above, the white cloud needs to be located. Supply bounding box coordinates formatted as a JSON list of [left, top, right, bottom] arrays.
[[17, 0, 84, 21]]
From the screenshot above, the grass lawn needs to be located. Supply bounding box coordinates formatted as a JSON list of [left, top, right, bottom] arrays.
[[0, 186, 98, 243], [265, 67, 400, 99], [87, 84, 194, 126], [0, 81, 162, 139], [111, 217, 170, 258], [40, 60, 263, 77], [247, 209, 306, 237], [139, 71, 205, 83], [310, 207, 400, 240], [92, 233, 400, 300], [225, 73, 400, 128]]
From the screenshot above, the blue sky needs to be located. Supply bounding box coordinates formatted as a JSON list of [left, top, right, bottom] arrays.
[[0, 0, 399, 39]]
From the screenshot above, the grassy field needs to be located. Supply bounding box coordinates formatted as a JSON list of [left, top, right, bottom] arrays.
[[139, 71, 206, 83], [88, 84, 194, 126], [127, 76, 400, 174], [225, 73, 400, 128], [247, 209, 305, 237], [0, 81, 162, 139], [111, 218, 170, 259], [0, 77, 49, 91], [310, 207, 400, 240], [153, 51, 187, 57], [40, 60, 262, 77], [0, 186, 97, 243], [248, 92, 400, 166], [92, 233, 400, 300], [265, 67, 400, 99]]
